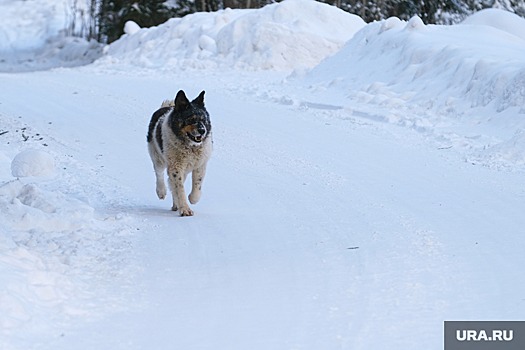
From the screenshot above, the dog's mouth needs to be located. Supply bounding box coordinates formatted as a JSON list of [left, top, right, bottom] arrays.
[[188, 133, 203, 143]]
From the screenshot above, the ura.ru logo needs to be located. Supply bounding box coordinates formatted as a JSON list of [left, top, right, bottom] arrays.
[[456, 329, 513, 342]]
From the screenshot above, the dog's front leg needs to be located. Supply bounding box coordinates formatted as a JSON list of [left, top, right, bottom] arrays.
[[189, 164, 206, 205], [168, 168, 193, 216]]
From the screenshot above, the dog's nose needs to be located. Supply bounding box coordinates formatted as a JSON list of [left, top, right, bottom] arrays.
[[197, 124, 206, 135]]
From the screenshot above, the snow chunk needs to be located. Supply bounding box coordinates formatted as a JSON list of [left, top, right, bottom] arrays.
[[405, 16, 425, 31], [124, 21, 141, 35], [11, 149, 55, 178]]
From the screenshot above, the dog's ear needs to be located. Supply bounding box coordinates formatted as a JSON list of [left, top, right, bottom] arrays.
[[192, 91, 205, 108], [174, 90, 190, 111]]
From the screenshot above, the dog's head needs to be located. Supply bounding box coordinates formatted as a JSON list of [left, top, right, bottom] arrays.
[[169, 90, 211, 146]]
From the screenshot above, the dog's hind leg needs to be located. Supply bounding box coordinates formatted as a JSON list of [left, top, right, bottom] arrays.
[[189, 164, 206, 205], [148, 143, 167, 200], [154, 165, 167, 200]]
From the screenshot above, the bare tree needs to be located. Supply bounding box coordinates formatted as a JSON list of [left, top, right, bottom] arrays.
[[65, 0, 98, 40], [223, 0, 271, 8], [196, 0, 221, 11]]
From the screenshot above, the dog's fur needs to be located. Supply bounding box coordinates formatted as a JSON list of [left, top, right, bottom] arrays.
[[147, 90, 212, 216]]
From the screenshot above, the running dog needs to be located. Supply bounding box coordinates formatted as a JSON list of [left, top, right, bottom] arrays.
[[147, 90, 212, 216]]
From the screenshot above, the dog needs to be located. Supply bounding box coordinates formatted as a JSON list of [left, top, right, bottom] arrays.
[[147, 90, 212, 216]]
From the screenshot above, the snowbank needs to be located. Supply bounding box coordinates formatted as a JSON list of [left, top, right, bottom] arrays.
[[258, 9, 525, 169], [0, 176, 135, 343], [0, 178, 134, 335], [0, 0, 66, 51], [0, 0, 103, 72], [0, 117, 136, 343], [0, 180, 92, 234], [305, 10, 525, 114], [99, 0, 365, 70]]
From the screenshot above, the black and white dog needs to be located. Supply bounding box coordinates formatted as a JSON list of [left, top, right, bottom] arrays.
[[147, 90, 212, 216]]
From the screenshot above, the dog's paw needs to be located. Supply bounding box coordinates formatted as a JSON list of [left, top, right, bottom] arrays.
[[156, 185, 167, 200], [179, 206, 194, 217], [188, 191, 201, 205], [171, 205, 178, 212]]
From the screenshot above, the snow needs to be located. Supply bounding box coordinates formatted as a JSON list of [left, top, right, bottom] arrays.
[[0, 0, 66, 51], [461, 8, 525, 40], [300, 9, 525, 168], [124, 21, 141, 36], [11, 149, 55, 177], [0, 0, 102, 72], [1, 1, 525, 349], [99, 0, 365, 70]]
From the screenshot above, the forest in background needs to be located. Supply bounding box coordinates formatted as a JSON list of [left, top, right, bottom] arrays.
[[65, 0, 525, 43]]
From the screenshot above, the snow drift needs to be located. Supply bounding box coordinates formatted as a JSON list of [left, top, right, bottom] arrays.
[[0, 179, 134, 336], [0, 115, 136, 346], [0, 0, 102, 72], [0, 0, 66, 51], [99, 0, 366, 70], [296, 9, 525, 167], [305, 10, 525, 115]]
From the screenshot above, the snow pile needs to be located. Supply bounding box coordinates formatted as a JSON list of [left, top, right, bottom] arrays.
[[0, 126, 136, 343], [0, 177, 135, 341], [295, 10, 525, 166], [0, 35, 103, 73], [0, 0, 66, 52], [305, 10, 525, 115], [0, 0, 103, 72], [11, 149, 55, 178], [100, 0, 365, 70], [0, 181, 92, 231]]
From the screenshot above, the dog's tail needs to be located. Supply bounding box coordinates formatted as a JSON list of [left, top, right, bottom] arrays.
[[161, 99, 175, 108]]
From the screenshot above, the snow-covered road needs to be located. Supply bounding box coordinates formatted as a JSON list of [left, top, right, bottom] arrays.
[[1, 68, 524, 349]]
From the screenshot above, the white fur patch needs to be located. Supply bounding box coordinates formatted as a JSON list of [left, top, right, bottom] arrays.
[[161, 100, 175, 108]]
